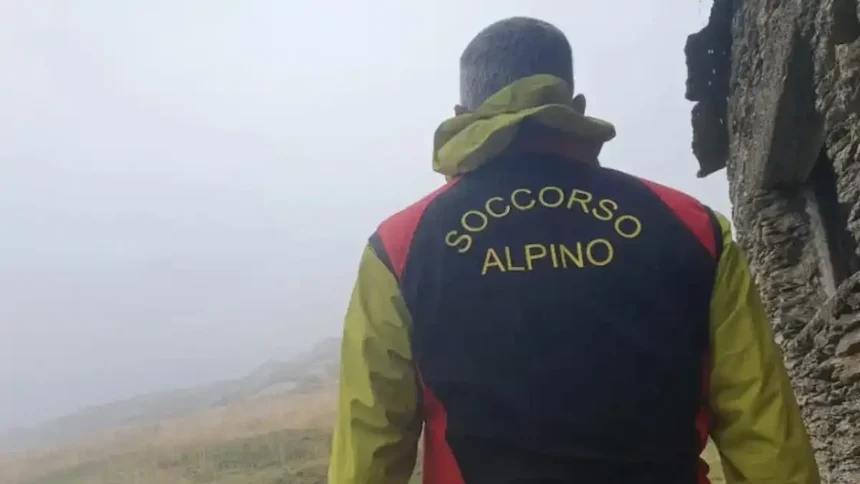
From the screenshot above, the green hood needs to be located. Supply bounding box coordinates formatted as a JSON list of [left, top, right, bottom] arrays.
[[433, 74, 616, 177]]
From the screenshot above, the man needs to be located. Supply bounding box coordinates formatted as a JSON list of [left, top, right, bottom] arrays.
[[329, 17, 820, 484]]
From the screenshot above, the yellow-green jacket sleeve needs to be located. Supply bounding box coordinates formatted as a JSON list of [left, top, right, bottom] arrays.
[[328, 244, 422, 484], [708, 213, 820, 483]]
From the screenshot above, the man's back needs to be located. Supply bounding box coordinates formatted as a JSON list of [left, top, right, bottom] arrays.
[[374, 154, 719, 483], [328, 17, 819, 484]]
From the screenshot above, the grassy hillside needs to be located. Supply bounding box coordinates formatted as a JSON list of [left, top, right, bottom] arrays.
[[0, 336, 724, 483], [0, 387, 338, 484], [17, 428, 332, 484], [4, 427, 721, 483], [0, 339, 341, 455], [0, 382, 427, 484], [1, 391, 723, 484]]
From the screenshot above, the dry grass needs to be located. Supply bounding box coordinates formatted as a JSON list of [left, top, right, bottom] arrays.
[[11, 428, 332, 484], [704, 439, 726, 483], [0, 386, 337, 484]]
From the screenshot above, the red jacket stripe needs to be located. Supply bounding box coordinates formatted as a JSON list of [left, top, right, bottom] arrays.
[[639, 178, 718, 259], [375, 180, 460, 279], [419, 372, 465, 484]]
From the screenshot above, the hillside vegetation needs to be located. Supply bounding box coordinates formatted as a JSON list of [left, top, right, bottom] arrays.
[[0, 339, 341, 455], [0, 338, 724, 483], [1, 405, 723, 484], [15, 428, 332, 484], [0, 387, 338, 484]]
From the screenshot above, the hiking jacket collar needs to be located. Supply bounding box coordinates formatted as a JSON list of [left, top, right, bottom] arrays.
[[432, 74, 617, 178]]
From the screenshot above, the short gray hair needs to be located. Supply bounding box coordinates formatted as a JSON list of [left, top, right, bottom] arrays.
[[459, 17, 574, 111]]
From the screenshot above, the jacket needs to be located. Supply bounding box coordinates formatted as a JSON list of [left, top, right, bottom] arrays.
[[328, 74, 820, 484]]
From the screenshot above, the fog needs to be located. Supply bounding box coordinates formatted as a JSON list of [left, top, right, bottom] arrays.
[[0, 0, 726, 430]]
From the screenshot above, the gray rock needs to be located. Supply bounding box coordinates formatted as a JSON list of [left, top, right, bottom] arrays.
[[687, 0, 860, 481]]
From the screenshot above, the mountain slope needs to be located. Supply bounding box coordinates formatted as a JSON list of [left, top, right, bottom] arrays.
[[0, 387, 338, 484], [0, 338, 340, 454], [1, 335, 725, 484]]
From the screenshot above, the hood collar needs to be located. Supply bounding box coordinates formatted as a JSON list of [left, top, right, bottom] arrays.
[[432, 74, 616, 178]]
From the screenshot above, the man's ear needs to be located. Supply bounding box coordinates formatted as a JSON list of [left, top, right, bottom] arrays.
[[454, 104, 468, 116], [571, 94, 587, 115]]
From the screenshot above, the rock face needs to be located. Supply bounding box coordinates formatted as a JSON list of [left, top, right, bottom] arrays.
[[686, 0, 860, 481]]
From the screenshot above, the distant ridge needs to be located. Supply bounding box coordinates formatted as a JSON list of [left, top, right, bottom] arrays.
[[0, 337, 341, 454]]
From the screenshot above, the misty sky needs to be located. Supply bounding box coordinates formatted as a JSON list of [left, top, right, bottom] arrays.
[[0, 1, 729, 429]]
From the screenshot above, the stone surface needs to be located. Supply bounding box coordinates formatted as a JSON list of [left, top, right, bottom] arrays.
[[684, 0, 734, 177], [785, 275, 860, 482], [836, 326, 860, 357], [686, 0, 860, 481]]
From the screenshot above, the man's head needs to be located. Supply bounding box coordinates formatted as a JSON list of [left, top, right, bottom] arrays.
[[456, 17, 599, 162], [457, 17, 584, 114]]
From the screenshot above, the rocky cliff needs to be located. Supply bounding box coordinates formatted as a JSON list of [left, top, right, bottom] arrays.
[[686, 0, 860, 481]]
